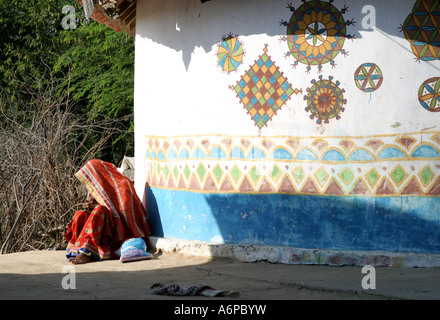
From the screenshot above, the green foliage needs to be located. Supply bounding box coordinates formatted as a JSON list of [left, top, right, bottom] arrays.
[[55, 20, 135, 119], [0, 0, 135, 164], [0, 0, 68, 95]]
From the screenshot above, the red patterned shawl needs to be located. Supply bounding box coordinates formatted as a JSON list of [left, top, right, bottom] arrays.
[[75, 159, 150, 245]]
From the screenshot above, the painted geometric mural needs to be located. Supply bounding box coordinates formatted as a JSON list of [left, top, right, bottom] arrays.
[[279, 0, 355, 73], [402, 0, 440, 62], [304, 75, 346, 124], [418, 77, 440, 112], [354, 63, 383, 93], [216, 34, 245, 74], [230, 45, 301, 131], [145, 132, 440, 197]]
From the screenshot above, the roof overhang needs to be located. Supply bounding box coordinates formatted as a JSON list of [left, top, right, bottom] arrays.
[[77, 0, 137, 37]]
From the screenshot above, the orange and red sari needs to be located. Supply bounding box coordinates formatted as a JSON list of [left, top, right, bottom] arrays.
[[64, 159, 151, 261]]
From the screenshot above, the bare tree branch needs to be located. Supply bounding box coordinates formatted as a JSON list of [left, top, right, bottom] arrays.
[[0, 68, 128, 254]]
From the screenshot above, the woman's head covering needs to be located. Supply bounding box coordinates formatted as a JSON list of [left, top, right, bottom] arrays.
[[75, 159, 150, 243]]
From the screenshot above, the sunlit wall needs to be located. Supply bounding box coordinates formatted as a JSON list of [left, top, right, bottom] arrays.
[[134, 0, 440, 253]]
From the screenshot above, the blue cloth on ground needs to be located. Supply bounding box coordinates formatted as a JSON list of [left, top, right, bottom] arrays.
[[119, 238, 152, 263]]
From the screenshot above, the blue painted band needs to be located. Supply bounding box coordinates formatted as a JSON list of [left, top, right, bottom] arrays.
[[145, 187, 440, 254]]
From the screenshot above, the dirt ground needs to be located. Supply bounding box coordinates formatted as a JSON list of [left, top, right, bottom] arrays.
[[1, 249, 439, 302]]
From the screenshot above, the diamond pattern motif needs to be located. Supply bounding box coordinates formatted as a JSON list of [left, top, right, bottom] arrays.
[[419, 165, 434, 186], [390, 165, 407, 186], [366, 168, 380, 188], [339, 168, 354, 186], [232, 45, 300, 130]]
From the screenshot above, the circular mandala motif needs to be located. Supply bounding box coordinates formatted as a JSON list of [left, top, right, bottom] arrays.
[[285, 1, 348, 69], [305, 22, 327, 46], [217, 36, 244, 73], [402, 0, 440, 62], [418, 77, 440, 112], [354, 63, 383, 92], [304, 75, 347, 124]]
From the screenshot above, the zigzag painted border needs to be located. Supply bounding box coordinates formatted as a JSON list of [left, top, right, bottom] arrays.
[[144, 132, 440, 197]]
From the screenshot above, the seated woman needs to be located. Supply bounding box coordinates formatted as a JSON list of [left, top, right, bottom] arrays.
[[64, 159, 151, 265]]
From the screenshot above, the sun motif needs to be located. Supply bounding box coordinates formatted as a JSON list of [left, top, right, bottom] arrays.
[[314, 87, 337, 115], [279, 0, 355, 73], [304, 75, 347, 124]]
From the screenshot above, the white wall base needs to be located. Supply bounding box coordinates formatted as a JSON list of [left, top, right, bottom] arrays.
[[149, 236, 440, 268]]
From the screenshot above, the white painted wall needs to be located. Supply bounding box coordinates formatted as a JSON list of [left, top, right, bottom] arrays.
[[134, 0, 440, 193]]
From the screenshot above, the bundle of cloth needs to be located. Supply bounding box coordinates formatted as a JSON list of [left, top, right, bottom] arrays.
[[151, 283, 240, 297]]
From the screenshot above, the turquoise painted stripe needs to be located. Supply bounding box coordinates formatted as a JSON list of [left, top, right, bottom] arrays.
[[146, 188, 440, 253]]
